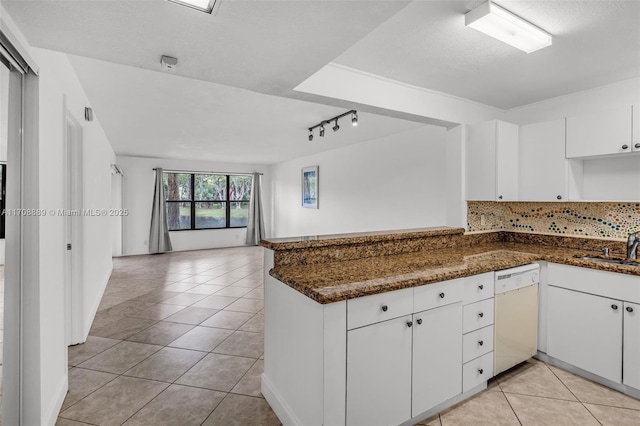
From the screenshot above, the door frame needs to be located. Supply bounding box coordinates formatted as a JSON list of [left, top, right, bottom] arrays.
[[63, 100, 84, 345]]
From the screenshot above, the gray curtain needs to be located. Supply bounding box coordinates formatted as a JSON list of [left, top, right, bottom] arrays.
[[245, 173, 265, 245], [149, 168, 173, 253]]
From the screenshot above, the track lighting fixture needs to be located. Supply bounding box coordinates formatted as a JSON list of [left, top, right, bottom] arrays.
[[306, 110, 358, 142]]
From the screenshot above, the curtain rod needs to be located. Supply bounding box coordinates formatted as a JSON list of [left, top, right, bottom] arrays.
[[153, 168, 263, 176]]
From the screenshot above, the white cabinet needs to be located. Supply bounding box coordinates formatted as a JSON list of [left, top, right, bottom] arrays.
[[547, 285, 623, 383], [461, 274, 494, 392], [624, 301, 640, 389], [412, 303, 462, 416], [346, 280, 464, 425], [466, 120, 519, 201], [347, 315, 413, 426], [566, 105, 639, 158], [519, 118, 583, 201]]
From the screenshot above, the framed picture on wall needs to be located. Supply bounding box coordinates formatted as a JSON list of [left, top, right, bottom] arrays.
[[302, 166, 319, 209]]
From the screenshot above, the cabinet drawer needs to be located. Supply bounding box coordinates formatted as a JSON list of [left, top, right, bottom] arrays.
[[463, 273, 495, 304], [463, 325, 494, 363], [463, 298, 494, 333], [463, 352, 494, 393], [414, 279, 464, 313], [347, 287, 413, 330]]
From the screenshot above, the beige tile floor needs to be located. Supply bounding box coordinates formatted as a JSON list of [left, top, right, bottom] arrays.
[[56, 247, 640, 426]]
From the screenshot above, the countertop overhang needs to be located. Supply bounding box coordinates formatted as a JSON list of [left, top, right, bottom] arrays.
[[262, 229, 640, 304]]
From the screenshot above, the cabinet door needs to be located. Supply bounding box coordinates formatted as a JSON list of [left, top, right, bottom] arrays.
[[634, 105, 640, 152], [347, 315, 412, 426], [467, 120, 497, 201], [519, 118, 582, 201], [566, 106, 633, 158], [547, 286, 623, 383], [467, 120, 518, 201], [495, 121, 519, 201], [412, 303, 462, 417], [624, 301, 640, 390]]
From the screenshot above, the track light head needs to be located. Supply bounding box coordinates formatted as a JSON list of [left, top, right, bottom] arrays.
[[308, 130, 313, 141], [352, 112, 358, 126], [332, 119, 340, 132], [319, 124, 325, 137]]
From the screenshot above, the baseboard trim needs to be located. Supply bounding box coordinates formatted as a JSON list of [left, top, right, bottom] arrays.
[[536, 351, 640, 399], [82, 261, 113, 342], [44, 371, 68, 426], [261, 373, 302, 426], [400, 382, 487, 426]]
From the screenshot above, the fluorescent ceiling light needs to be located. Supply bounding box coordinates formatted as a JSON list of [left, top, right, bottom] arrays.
[[465, 1, 552, 53], [168, 0, 217, 14]]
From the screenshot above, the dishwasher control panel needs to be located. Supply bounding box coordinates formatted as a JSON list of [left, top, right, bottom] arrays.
[[495, 263, 540, 294]]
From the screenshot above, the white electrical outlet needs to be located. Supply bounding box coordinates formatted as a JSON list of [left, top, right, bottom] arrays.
[[480, 215, 486, 226]]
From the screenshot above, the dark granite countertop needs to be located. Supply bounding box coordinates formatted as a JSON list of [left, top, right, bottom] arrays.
[[260, 226, 463, 250], [268, 241, 640, 304]]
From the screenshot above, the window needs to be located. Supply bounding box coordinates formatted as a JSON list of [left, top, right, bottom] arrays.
[[163, 172, 252, 231]]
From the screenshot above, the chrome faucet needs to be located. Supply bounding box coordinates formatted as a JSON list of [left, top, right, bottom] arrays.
[[628, 231, 640, 260]]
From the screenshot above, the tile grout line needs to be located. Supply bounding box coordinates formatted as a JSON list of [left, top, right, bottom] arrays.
[[60, 250, 266, 424], [499, 389, 523, 426]]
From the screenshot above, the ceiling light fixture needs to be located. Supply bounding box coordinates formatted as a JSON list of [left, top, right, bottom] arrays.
[[307, 110, 357, 142], [465, 1, 552, 53], [167, 0, 217, 14]]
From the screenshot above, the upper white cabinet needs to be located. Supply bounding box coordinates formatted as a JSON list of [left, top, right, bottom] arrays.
[[519, 119, 583, 201], [566, 105, 639, 158], [467, 120, 519, 201]]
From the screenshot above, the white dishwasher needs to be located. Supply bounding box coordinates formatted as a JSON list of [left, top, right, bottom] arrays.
[[494, 263, 540, 376]]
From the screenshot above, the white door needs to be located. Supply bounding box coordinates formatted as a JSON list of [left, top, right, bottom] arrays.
[[347, 315, 412, 426], [412, 303, 462, 416], [547, 286, 623, 383], [64, 111, 84, 345], [624, 301, 640, 390]]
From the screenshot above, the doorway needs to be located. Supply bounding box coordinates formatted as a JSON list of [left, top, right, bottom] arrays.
[[64, 108, 84, 346]]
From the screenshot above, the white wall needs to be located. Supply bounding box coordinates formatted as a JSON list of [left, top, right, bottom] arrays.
[[270, 125, 447, 237], [0, 37, 117, 423], [504, 77, 640, 126], [35, 47, 117, 424], [118, 155, 271, 255]]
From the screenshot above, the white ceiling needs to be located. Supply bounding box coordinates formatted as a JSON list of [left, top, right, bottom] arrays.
[[67, 54, 425, 164], [4, 0, 640, 162], [333, 1, 640, 109]]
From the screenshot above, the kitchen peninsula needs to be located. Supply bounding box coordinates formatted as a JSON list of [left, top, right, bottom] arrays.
[[260, 227, 640, 426]]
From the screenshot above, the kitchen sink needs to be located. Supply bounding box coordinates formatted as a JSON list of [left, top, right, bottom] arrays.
[[576, 255, 640, 267]]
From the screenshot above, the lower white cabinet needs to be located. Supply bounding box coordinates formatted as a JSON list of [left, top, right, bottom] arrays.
[[346, 303, 463, 425], [347, 315, 413, 426], [547, 286, 623, 383], [412, 303, 462, 416], [624, 301, 640, 389]]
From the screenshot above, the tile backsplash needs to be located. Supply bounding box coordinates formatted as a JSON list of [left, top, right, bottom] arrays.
[[468, 201, 640, 240]]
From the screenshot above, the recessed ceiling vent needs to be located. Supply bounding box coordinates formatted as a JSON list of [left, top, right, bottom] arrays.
[[161, 55, 178, 72]]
